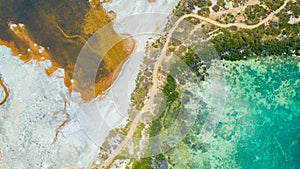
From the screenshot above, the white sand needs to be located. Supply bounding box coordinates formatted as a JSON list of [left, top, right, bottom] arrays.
[[103, 0, 180, 17], [288, 16, 300, 24], [0, 46, 98, 168]]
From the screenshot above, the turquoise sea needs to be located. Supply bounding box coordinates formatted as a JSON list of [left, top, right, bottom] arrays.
[[187, 56, 300, 169]]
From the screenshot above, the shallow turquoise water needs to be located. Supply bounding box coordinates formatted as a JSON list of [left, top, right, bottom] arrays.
[[187, 56, 300, 169]]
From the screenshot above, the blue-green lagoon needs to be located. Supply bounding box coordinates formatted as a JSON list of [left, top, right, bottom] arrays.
[[186, 56, 300, 169]]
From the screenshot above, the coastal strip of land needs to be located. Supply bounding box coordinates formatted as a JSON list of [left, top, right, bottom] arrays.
[[95, 0, 291, 168]]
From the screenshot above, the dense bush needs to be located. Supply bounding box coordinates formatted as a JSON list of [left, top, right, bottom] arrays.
[[197, 7, 210, 17], [259, 0, 284, 10], [163, 75, 179, 104], [244, 4, 268, 24]]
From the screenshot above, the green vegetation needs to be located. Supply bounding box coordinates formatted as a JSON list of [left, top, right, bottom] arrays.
[[179, 43, 214, 80], [244, 4, 268, 24], [287, 1, 300, 18], [174, 0, 212, 17], [132, 157, 152, 169], [227, 0, 248, 7], [149, 73, 181, 137], [131, 38, 163, 111], [259, 0, 284, 10], [115, 121, 131, 135], [132, 154, 167, 169], [131, 73, 148, 110], [221, 13, 236, 24], [133, 123, 146, 138], [149, 118, 162, 137], [197, 7, 210, 17], [131, 154, 167, 169], [217, 0, 226, 8], [188, 0, 212, 8], [162, 100, 181, 129], [163, 75, 179, 104], [211, 2, 300, 61], [212, 5, 220, 12]]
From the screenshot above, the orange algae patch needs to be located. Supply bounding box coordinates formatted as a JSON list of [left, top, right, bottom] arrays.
[[0, 24, 74, 92], [91, 36, 136, 98], [148, 0, 157, 3], [0, 78, 9, 106], [70, 0, 136, 100], [0, 0, 135, 101], [45, 67, 58, 76], [84, 0, 111, 35], [9, 25, 53, 62]]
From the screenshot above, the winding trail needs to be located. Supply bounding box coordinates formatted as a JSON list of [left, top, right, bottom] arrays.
[[178, 0, 290, 30], [95, 0, 290, 168]]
